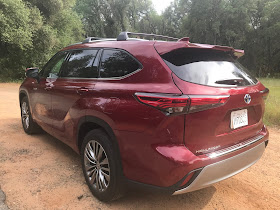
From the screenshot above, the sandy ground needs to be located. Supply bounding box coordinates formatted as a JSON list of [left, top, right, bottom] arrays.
[[0, 83, 279, 210]]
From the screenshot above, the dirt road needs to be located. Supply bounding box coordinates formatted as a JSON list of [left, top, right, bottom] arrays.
[[0, 83, 279, 210]]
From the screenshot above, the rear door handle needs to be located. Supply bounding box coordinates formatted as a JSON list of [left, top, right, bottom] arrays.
[[44, 86, 52, 91], [76, 87, 89, 95]]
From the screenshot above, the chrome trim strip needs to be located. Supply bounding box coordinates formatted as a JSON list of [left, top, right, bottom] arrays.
[[134, 92, 187, 98], [173, 142, 266, 195], [206, 134, 264, 158], [59, 47, 143, 81], [57, 68, 142, 81]]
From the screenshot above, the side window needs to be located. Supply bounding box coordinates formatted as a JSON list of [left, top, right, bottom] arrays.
[[60, 49, 98, 78], [99, 49, 141, 78], [41, 52, 68, 78]]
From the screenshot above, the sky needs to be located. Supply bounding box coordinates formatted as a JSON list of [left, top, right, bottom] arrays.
[[151, 0, 173, 14]]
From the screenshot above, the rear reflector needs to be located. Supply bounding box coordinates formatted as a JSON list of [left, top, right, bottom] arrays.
[[135, 93, 230, 115], [180, 172, 195, 187]]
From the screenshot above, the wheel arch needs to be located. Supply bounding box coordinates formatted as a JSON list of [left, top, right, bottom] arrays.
[[19, 90, 28, 104], [19, 90, 34, 115], [77, 116, 121, 157], [77, 116, 123, 173]]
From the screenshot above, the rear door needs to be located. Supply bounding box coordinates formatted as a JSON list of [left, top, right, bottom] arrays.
[[161, 48, 267, 155], [86, 48, 144, 130], [50, 48, 100, 145]]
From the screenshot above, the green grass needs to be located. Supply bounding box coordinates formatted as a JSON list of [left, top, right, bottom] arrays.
[[0, 77, 23, 83], [259, 78, 280, 127]]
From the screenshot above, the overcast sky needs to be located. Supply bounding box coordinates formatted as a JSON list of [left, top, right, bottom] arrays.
[[151, 0, 173, 14]]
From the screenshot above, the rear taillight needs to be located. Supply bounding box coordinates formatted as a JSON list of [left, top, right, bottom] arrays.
[[135, 93, 230, 115], [188, 95, 230, 113], [135, 93, 190, 115], [260, 88, 269, 100]]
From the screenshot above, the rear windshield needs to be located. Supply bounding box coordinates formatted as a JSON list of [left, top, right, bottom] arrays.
[[161, 48, 258, 87]]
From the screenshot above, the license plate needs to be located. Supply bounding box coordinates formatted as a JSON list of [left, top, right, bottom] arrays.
[[231, 109, 248, 129]]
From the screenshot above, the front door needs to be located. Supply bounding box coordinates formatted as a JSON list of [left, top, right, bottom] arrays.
[[31, 51, 68, 134]]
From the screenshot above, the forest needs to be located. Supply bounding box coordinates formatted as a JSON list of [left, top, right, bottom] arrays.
[[0, 0, 279, 80]]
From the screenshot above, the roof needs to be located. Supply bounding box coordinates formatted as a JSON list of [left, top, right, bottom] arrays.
[[61, 31, 244, 58]]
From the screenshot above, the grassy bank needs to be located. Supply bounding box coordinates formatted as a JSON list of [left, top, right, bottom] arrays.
[[259, 78, 280, 127]]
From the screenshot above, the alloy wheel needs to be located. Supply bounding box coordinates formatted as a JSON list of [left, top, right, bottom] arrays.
[[21, 102, 30, 129], [84, 140, 110, 192]]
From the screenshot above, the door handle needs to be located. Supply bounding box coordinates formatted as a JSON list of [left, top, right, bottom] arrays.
[[76, 87, 89, 95], [44, 86, 52, 91]]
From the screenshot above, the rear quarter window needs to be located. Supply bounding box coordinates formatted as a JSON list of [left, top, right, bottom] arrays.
[[162, 48, 258, 87], [99, 49, 142, 78]]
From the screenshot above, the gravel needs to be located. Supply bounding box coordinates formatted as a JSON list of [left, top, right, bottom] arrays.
[[0, 83, 279, 209]]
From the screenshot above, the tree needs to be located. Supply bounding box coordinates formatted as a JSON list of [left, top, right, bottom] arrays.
[[260, 0, 280, 76], [0, 0, 84, 80], [75, 0, 158, 37], [173, 0, 279, 76], [1, 0, 279, 80]]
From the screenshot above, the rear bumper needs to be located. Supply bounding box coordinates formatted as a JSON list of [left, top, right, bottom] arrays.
[[173, 141, 266, 195], [119, 125, 268, 190]]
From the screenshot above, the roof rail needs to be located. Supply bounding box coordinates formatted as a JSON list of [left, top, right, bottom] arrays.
[[117, 32, 179, 41], [82, 37, 103, 44], [82, 37, 116, 44]]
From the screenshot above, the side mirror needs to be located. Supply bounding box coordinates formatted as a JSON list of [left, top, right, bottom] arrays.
[[26, 67, 39, 82]]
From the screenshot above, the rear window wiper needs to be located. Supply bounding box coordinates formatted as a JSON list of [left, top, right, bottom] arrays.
[[215, 78, 244, 85]]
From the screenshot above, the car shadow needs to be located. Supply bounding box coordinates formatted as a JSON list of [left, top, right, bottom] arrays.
[[4, 118, 81, 164], [37, 130, 79, 157], [110, 186, 216, 209], [30, 124, 217, 208], [3, 118, 216, 208]]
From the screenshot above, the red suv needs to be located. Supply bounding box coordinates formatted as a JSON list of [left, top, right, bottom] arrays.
[[19, 32, 269, 201]]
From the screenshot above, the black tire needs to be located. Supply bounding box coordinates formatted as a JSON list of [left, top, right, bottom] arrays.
[[81, 129, 124, 202], [20, 96, 41, 134]]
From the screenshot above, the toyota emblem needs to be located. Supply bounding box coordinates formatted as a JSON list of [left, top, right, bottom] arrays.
[[244, 94, 251, 104]]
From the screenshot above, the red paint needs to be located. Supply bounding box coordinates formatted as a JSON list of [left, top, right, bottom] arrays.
[[19, 39, 269, 189]]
